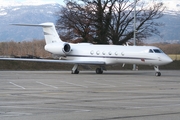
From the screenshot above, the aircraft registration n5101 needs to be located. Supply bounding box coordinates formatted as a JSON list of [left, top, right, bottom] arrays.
[[0, 23, 172, 76]]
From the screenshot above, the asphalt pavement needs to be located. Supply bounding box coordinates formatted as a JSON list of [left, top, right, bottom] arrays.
[[0, 70, 180, 120]]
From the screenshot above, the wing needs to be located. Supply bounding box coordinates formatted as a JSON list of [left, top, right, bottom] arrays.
[[0, 58, 105, 65]]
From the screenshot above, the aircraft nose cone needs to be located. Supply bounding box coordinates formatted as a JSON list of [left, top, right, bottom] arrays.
[[168, 58, 173, 63], [164, 56, 173, 64]]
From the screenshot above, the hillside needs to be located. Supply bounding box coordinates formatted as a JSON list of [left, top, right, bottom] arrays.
[[0, 3, 60, 41], [148, 13, 180, 43]]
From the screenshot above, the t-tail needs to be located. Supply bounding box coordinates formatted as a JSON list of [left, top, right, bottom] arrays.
[[12, 22, 62, 44], [12, 22, 71, 55]]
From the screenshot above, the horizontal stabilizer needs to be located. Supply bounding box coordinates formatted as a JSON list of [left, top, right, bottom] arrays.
[[11, 22, 62, 44], [11, 23, 53, 27]]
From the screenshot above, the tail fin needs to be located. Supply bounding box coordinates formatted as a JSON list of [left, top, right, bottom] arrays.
[[12, 22, 62, 44]]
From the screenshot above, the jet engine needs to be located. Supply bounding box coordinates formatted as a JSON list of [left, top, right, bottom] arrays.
[[44, 42, 71, 55]]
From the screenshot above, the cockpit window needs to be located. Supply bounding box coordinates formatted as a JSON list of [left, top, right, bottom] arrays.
[[149, 49, 154, 53], [153, 49, 163, 53]]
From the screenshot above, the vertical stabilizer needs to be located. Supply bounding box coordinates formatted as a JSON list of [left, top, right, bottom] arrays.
[[40, 23, 62, 44], [12, 22, 62, 44]]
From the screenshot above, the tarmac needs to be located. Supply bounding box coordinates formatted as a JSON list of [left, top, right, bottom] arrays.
[[0, 70, 180, 120]]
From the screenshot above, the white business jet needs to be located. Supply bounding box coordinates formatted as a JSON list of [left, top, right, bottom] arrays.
[[0, 22, 172, 76]]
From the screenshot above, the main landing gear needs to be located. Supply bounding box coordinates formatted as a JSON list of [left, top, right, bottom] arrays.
[[96, 68, 103, 74], [71, 64, 79, 74], [154, 66, 161, 76], [71, 64, 162, 76], [71, 64, 104, 74]]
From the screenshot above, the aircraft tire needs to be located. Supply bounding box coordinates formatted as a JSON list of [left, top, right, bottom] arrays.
[[96, 68, 103, 74], [74, 69, 79, 74], [155, 72, 161, 76], [71, 69, 79, 74]]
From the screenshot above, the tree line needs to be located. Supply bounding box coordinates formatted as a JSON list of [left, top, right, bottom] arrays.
[[0, 40, 51, 58], [0, 40, 180, 58]]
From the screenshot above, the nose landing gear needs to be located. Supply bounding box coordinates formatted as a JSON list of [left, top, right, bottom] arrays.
[[154, 66, 161, 76]]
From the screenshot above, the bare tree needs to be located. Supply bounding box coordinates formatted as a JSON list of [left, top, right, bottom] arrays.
[[56, 0, 165, 44], [109, 0, 165, 44], [56, 1, 95, 43]]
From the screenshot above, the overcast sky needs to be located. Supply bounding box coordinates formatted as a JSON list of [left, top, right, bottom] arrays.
[[15, 0, 64, 4], [0, 0, 180, 8], [3, 0, 179, 5], [0, 0, 65, 6]]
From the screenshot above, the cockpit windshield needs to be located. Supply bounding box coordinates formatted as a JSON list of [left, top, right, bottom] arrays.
[[153, 49, 163, 53], [149, 49, 164, 53]]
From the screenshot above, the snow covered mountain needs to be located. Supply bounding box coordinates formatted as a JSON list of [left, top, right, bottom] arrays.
[[0, 1, 179, 43], [0, 3, 61, 42], [148, 0, 180, 43], [147, 13, 180, 43]]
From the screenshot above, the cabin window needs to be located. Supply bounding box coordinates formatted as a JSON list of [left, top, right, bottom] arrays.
[[149, 49, 154, 53], [90, 50, 94, 55], [102, 51, 106, 55], [96, 51, 100, 55], [109, 52, 112, 55]]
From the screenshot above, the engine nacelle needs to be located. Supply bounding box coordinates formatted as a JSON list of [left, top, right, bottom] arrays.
[[44, 42, 71, 55]]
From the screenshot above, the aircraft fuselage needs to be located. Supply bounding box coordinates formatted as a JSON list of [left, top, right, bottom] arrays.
[[45, 43, 172, 66]]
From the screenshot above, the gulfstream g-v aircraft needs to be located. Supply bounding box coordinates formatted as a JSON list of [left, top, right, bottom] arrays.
[[0, 22, 172, 76]]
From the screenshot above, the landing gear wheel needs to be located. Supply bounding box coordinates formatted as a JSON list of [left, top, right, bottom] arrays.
[[71, 69, 79, 74], [74, 69, 79, 74], [96, 68, 103, 74], [154, 66, 161, 77], [155, 72, 161, 76]]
